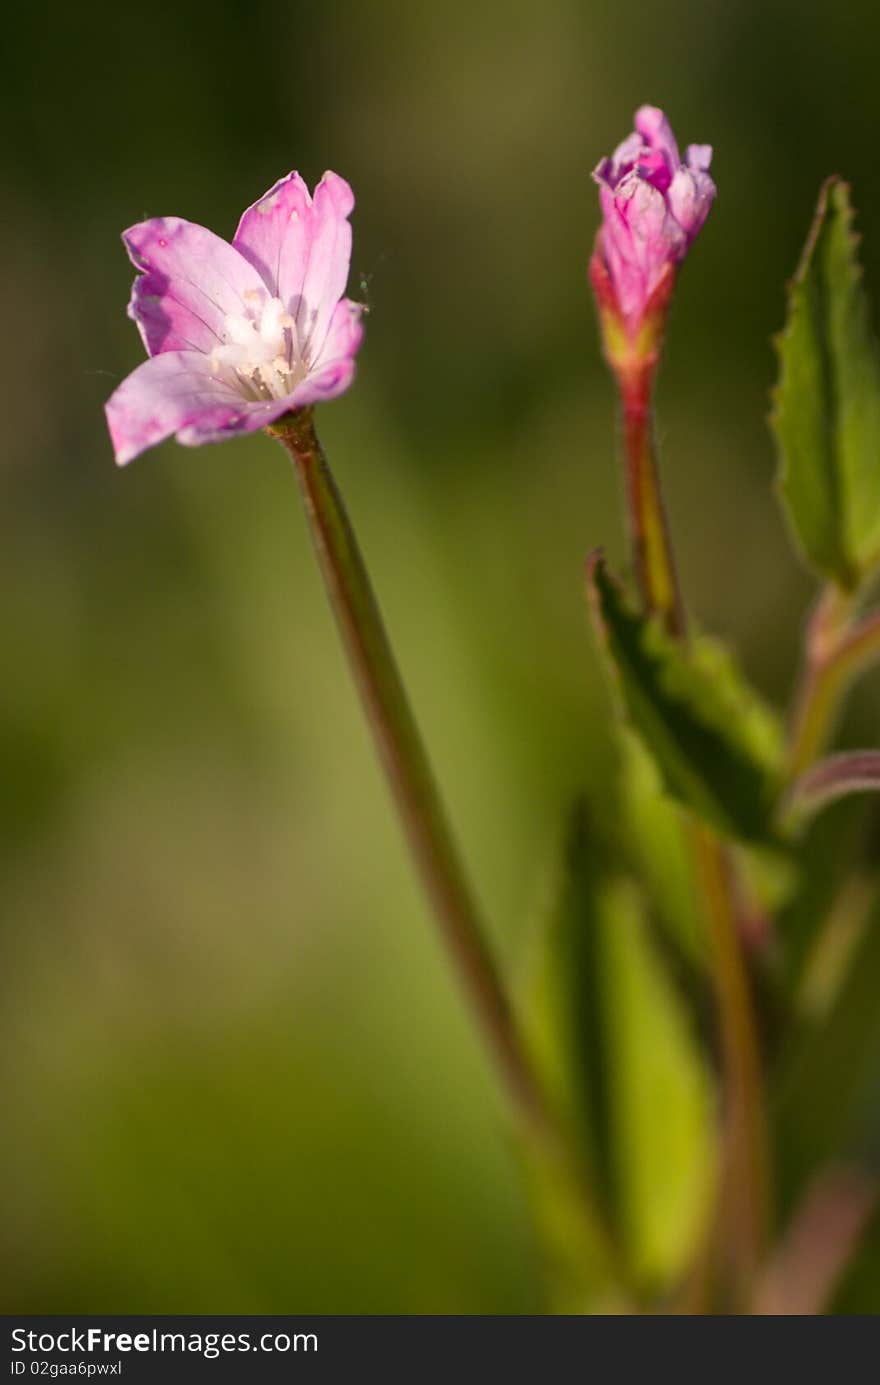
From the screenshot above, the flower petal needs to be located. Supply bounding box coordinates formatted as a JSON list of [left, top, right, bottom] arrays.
[[686, 143, 713, 173], [105, 351, 292, 466], [233, 170, 356, 364], [287, 357, 358, 411], [124, 218, 267, 356], [312, 297, 365, 372], [593, 108, 715, 335], [296, 172, 356, 357], [599, 131, 643, 186], [634, 105, 680, 168], [232, 171, 314, 302], [668, 166, 716, 241]]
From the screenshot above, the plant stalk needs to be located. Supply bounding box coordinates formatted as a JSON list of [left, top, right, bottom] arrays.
[[618, 366, 686, 640], [272, 411, 537, 1118], [753, 1164, 877, 1315], [613, 365, 769, 1301], [270, 408, 624, 1279], [788, 584, 880, 777]]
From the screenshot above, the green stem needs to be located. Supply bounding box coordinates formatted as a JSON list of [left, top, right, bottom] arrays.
[[788, 585, 880, 777], [619, 367, 686, 639], [270, 408, 624, 1280], [612, 362, 768, 1302], [273, 411, 532, 1114]]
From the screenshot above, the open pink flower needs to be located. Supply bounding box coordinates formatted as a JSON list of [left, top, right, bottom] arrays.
[[105, 171, 364, 466], [591, 106, 715, 338]]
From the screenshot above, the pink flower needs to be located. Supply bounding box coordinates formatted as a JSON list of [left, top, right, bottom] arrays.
[[105, 171, 364, 466], [591, 106, 715, 340]]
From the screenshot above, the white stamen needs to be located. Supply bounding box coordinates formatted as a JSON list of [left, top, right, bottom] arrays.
[[225, 314, 259, 346], [260, 297, 283, 341], [210, 292, 310, 400]]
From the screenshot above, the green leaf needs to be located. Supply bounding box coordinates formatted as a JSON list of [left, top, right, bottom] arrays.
[[516, 800, 714, 1295], [587, 553, 782, 843], [772, 177, 880, 587], [614, 730, 706, 959], [516, 800, 617, 1215], [599, 874, 714, 1288], [514, 800, 627, 1311]]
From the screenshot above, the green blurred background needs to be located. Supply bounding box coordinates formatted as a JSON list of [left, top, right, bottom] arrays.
[[4, 0, 880, 1312]]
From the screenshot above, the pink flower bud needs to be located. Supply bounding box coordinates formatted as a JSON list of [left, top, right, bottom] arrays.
[[591, 106, 715, 354]]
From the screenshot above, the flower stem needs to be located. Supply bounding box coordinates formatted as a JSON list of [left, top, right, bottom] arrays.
[[611, 364, 768, 1301], [269, 409, 624, 1278], [618, 366, 685, 639], [272, 411, 531, 1111], [753, 1163, 877, 1315]]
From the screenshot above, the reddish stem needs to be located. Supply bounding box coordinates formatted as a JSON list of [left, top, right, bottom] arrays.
[[618, 365, 686, 639], [270, 408, 628, 1289]]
